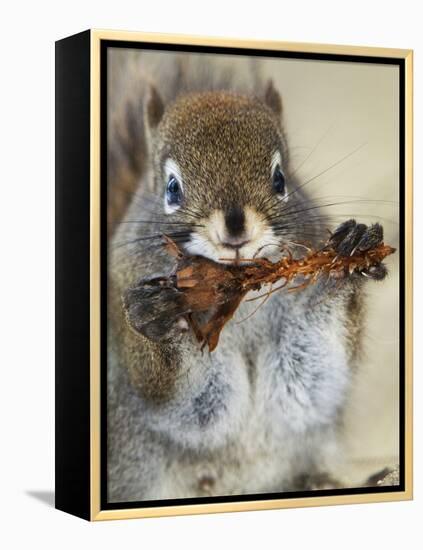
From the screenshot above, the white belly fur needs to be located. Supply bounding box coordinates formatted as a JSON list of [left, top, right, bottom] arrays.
[[136, 290, 351, 499]]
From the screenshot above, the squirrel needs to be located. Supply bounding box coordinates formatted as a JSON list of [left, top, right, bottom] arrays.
[[107, 52, 389, 502]]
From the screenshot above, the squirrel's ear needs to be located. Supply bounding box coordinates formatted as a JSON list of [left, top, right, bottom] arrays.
[[264, 80, 282, 119], [145, 85, 165, 130]]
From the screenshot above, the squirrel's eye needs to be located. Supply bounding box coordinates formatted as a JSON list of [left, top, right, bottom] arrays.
[[166, 175, 183, 205], [272, 166, 286, 195]]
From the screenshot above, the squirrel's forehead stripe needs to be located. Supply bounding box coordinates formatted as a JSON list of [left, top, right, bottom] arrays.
[[164, 158, 183, 185], [271, 151, 282, 173]]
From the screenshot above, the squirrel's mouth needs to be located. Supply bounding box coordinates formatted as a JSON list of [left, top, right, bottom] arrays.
[[184, 231, 281, 265]]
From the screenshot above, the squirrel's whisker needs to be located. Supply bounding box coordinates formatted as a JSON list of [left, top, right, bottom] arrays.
[[112, 230, 194, 250], [280, 142, 368, 205], [258, 143, 370, 222], [287, 124, 335, 178], [115, 219, 205, 227]]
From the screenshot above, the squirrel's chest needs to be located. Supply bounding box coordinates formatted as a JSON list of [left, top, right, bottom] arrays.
[[144, 293, 352, 499], [208, 292, 351, 438], [161, 312, 351, 498]]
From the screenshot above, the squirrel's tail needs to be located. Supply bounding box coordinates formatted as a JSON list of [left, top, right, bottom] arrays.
[[107, 48, 266, 233]]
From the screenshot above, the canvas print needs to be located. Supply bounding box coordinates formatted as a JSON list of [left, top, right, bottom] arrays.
[[106, 45, 401, 505]]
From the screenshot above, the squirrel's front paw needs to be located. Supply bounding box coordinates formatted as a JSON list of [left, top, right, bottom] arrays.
[[122, 278, 189, 342], [329, 219, 387, 281]]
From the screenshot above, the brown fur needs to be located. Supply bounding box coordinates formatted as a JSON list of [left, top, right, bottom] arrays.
[[111, 87, 291, 402], [151, 90, 288, 211]]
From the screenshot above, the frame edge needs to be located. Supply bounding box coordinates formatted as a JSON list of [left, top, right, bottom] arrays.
[[89, 31, 413, 521], [55, 29, 92, 521]]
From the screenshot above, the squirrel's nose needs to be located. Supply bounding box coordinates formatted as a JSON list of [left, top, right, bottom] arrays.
[[225, 206, 245, 237]]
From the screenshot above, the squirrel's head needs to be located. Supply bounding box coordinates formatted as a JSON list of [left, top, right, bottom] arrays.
[[145, 83, 293, 263]]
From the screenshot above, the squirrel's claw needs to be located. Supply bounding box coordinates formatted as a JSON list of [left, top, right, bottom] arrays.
[[122, 281, 188, 342], [329, 219, 387, 281]]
